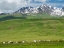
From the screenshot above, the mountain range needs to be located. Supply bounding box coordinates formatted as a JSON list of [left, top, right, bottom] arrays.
[[14, 4, 64, 16]]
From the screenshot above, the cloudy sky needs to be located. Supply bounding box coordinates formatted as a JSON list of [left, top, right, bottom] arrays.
[[0, 0, 64, 13]]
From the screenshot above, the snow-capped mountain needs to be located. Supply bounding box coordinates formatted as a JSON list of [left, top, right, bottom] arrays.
[[15, 6, 38, 14], [51, 7, 64, 16], [14, 4, 64, 16], [14, 4, 53, 14], [38, 4, 53, 14]]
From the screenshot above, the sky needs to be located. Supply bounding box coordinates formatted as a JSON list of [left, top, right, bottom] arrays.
[[0, 0, 64, 13]]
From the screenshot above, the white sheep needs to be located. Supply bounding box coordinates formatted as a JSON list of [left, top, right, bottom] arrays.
[[3, 42, 5, 44], [8, 41, 13, 43], [47, 40, 51, 42], [22, 41, 25, 43], [34, 40, 37, 42]]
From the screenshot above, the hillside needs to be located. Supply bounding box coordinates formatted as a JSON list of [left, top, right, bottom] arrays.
[[0, 16, 64, 42]]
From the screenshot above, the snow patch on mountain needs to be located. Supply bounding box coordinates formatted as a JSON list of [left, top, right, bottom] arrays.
[[14, 4, 64, 16], [51, 7, 64, 16]]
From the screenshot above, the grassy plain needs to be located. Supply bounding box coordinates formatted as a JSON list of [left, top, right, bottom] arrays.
[[0, 14, 64, 48], [0, 41, 64, 48], [0, 19, 64, 42]]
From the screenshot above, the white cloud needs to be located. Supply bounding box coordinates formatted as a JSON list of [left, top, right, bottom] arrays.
[[0, 0, 47, 13], [0, 0, 29, 13], [0, 0, 63, 13]]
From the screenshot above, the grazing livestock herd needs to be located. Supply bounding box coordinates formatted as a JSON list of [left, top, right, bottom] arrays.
[[2, 39, 64, 44]]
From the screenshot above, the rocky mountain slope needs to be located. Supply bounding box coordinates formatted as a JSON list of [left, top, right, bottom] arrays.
[[14, 4, 64, 16]]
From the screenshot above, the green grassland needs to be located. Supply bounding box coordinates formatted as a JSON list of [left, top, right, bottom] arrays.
[[0, 41, 64, 48], [0, 14, 64, 48], [0, 18, 64, 41], [0, 45, 64, 48]]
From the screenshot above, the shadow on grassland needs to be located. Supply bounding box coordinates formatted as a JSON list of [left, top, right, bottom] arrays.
[[0, 15, 26, 22]]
